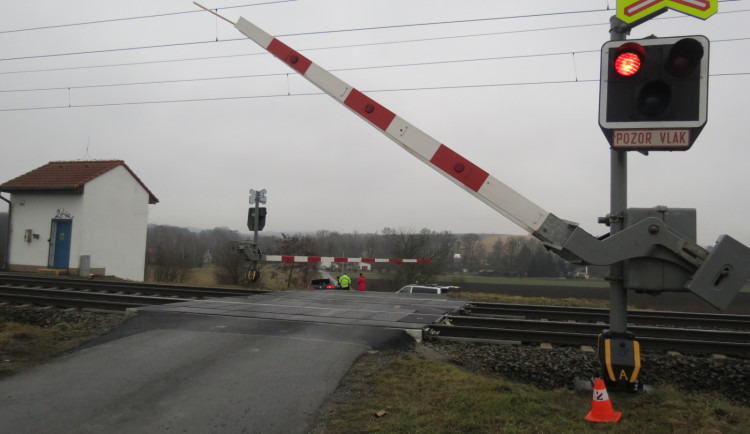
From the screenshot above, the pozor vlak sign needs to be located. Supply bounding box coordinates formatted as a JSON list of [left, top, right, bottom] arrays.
[[599, 35, 709, 151]]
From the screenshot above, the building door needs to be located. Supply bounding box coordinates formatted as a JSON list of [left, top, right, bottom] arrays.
[[48, 219, 72, 269]]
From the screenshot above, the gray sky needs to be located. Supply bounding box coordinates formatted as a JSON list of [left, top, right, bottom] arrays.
[[1, 0, 748, 247]]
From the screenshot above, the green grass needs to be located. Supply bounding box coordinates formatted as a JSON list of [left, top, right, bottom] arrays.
[[442, 274, 608, 287], [448, 292, 613, 309], [314, 354, 750, 433], [365, 273, 609, 288]]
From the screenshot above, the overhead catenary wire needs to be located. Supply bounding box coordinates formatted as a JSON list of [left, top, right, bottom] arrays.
[[0, 2, 748, 111], [0, 0, 296, 35], [4, 70, 750, 113], [0, 0, 744, 36], [0, 4, 748, 82], [4, 4, 750, 64], [4, 41, 750, 96]]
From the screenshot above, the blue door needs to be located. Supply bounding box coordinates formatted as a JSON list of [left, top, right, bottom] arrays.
[[49, 219, 72, 269]]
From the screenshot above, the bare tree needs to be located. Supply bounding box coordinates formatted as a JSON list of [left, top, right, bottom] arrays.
[[208, 228, 248, 285], [382, 227, 455, 286], [276, 233, 318, 289], [457, 233, 485, 272], [146, 225, 194, 282]]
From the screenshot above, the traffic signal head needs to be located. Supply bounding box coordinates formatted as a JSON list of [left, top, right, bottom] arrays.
[[247, 206, 267, 231], [599, 36, 709, 150]]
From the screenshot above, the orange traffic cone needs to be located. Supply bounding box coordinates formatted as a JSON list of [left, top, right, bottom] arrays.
[[585, 378, 622, 423]]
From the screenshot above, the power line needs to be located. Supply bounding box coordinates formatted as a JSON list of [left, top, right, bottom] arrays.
[[3, 8, 749, 76], [0, 52, 261, 76], [0, 16, 608, 63], [1, 3, 748, 109], [0, 1, 298, 35], [1, 5, 748, 70], [2, 71, 748, 113], [3, 33, 750, 95], [0, 50, 597, 94], [2, 0, 745, 37], [0, 78, 596, 113], [0, 4, 636, 63]]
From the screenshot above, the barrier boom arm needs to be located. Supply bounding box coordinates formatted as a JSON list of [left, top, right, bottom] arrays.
[[196, 4, 750, 309], [234, 21, 547, 236]]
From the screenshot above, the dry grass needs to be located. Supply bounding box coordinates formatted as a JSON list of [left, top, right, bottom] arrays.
[[0, 319, 115, 378], [312, 353, 750, 434], [449, 291, 613, 308]]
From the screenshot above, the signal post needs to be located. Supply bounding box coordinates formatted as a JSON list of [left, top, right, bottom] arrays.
[[597, 2, 715, 391]]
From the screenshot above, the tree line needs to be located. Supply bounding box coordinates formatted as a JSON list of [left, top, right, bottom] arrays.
[[144, 225, 585, 287], [0, 212, 591, 287]]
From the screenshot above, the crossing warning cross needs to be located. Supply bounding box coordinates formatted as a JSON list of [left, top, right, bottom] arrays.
[[617, 0, 717, 23]]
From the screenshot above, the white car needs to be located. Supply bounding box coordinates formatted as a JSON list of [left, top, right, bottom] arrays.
[[396, 285, 452, 295]]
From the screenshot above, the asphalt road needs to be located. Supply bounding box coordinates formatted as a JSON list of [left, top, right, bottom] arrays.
[[0, 309, 413, 434]]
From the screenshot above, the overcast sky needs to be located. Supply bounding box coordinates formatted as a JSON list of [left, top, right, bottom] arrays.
[[1, 0, 748, 247]]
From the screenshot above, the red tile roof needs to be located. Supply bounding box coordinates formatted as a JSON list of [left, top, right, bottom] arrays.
[[0, 160, 158, 204]]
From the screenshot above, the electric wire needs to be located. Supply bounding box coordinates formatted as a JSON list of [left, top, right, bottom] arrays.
[[0, 0, 298, 35], [0, 6, 748, 77], [3, 70, 749, 113], [1, 2, 749, 111], [6, 5, 750, 64], [1, 34, 749, 96]]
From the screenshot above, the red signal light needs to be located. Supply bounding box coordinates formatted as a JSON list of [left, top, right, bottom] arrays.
[[613, 43, 645, 77], [615, 52, 641, 76]]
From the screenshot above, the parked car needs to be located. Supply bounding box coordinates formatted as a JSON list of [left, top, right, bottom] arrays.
[[307, 278, 341, 290], [396, 284, 455, 295]]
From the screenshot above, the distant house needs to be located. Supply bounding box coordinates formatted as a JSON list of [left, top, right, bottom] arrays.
[[0, 160, 158, 280]]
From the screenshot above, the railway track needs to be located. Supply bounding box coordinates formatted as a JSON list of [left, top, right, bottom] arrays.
[[461, 302, 750, 329], [426, 301, 750, 357], [0, 274, 264, 311], [2, 274, 747, 356]]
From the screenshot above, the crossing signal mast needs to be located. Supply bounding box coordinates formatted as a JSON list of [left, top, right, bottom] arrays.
[[196, 1, 747, 390]]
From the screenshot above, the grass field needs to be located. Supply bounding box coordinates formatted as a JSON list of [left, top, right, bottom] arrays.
[[311, 352, 750, 433]]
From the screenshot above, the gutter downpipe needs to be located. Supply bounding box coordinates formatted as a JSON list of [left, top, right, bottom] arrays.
[[0, 194, 10, 270]]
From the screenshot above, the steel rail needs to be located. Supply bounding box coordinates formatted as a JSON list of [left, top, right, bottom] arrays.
[[443, 315, 750, 343], [463, 302, 750, 329], [0, 273, 263, 298], [0, 286, 188, 310], [425, 323, 750, 357]]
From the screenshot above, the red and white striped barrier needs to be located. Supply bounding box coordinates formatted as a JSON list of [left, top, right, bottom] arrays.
[[264, 256, 431, 263], [193, 2, 550, 236]]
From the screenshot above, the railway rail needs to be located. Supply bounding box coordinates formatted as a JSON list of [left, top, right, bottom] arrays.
[[460, 302, 750, 329], [0, 273, 264, 311], [427, 301, 750, 357], [2, 274, 747, 357]]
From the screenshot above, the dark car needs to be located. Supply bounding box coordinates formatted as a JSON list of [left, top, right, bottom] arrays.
[[307, 278, 340, 290]]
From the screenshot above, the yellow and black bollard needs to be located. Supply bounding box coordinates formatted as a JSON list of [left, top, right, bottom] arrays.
[[597, 330, 642, 392]]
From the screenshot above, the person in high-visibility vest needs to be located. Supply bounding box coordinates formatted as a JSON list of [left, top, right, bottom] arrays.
[[339, 274, 351, 290]]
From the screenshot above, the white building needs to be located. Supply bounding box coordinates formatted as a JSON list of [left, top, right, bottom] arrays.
[[0, 160, 158, 281]]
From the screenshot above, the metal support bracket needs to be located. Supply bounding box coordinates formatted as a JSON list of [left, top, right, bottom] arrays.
[[533, 214, 750, 309], [685, 235, 750, 310], [232, 242, 263, 262]]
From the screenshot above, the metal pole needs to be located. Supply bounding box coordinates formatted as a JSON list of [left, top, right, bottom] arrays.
[[609, 16, 628, 333], [253, 193, 260, 245]]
